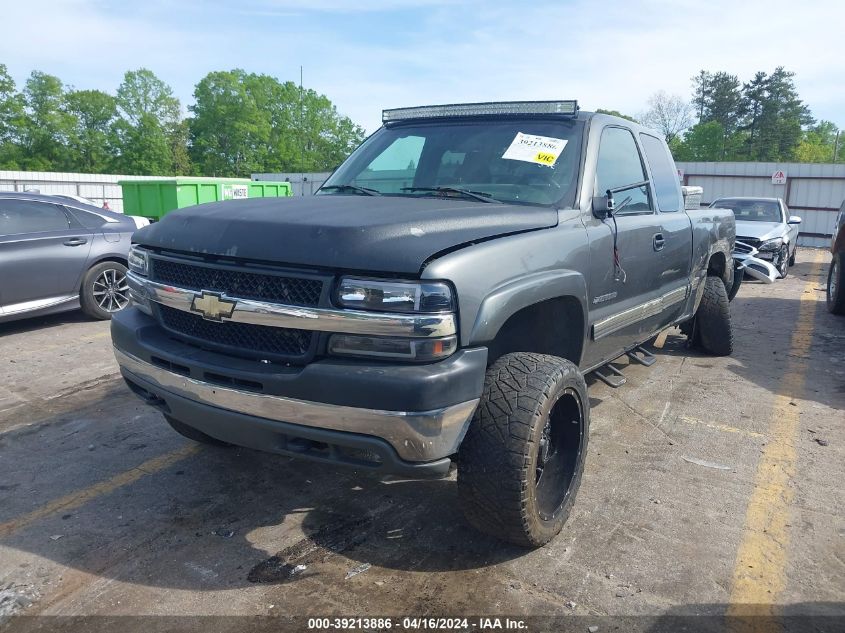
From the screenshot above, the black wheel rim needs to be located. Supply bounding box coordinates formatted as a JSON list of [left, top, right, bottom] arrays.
[[534, 387, 585, 521]]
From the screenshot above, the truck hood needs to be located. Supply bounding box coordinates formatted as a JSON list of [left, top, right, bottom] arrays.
[[734, 220, 786, 241], [133, 195, 558, 274]]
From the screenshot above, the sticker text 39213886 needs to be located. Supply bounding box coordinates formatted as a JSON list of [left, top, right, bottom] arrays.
[[502, 132, 568, 167]]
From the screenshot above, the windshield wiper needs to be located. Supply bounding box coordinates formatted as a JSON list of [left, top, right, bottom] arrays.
[[319, 184, 381, 196], [400, 186, 501, 204]]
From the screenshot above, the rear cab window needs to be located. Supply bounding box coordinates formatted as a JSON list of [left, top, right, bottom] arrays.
[[639, 134, 682, 212]]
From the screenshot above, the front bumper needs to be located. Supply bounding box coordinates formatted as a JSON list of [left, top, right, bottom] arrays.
[[112, 308, 486, 476]]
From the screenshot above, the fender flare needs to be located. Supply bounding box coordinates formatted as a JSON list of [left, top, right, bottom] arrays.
[[468, 269, 588, 347]]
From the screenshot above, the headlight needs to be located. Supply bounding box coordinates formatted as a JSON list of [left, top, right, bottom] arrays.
[[758, 238, 783, 252], [128, 244, 150, 276], [336, 277, 454, 313], [328, 334, 457, 362]]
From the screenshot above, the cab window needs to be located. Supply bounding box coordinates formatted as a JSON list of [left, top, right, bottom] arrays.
[[595, 127, 651, 214]]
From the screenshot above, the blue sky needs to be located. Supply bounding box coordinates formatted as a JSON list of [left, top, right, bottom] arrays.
[[2, 0, 843, 133]]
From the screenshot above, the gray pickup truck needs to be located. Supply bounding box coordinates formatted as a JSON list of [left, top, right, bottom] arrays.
[[112, 101, 736, 547]]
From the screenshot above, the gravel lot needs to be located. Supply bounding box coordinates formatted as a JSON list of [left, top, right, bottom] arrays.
[[0, 248, 842, 631]]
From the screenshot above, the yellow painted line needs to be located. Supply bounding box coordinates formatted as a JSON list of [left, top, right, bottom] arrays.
[[677, 415, 766, 439], [0, 444, 199, 540], [727, 250, 824, 621]]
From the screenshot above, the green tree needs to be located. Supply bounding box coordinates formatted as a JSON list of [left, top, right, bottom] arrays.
[[753, 67, 813, 161], [189, 70, 364, 176], [0, 64, 25, 168], [65, 89, 118, 172], [114, 69, 183, 174], [673, 121, 726, 161], [189, 69, 272, 176], [18, 71, 74, 170], [793, 121, 840, 162]]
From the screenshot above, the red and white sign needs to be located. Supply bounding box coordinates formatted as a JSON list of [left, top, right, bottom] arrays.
[[771, 170, 787, 185]]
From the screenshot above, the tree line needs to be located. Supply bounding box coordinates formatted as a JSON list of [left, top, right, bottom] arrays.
[[637, 67, 842, 163], [0, 64, 365, 177]]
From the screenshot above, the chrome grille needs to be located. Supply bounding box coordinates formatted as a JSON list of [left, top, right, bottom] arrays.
[[159, 305, 313, 361], [151, 258, 322, 307]]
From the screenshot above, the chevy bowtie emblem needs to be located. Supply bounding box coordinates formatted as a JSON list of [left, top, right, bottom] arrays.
[[191, 291, 237, 321]]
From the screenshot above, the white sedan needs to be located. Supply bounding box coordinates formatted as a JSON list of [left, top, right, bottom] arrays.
[[710, 196, 801, 278]]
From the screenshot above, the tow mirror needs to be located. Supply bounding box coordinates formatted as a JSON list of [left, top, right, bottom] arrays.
[[592, 194, 614, 219], [787, 215, 802, 225]]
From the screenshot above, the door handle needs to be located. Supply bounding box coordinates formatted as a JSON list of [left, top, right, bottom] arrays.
[[653, 233, 665, 251], [63, 237, 88, 247]]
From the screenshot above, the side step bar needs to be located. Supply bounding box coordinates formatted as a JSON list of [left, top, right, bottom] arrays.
[[627, 345, 657, 367], [592, 363, 627, 388]]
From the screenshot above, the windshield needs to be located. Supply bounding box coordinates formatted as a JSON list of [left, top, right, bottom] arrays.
[[320, 119, 584, 206], [713, 198, 783, 223]]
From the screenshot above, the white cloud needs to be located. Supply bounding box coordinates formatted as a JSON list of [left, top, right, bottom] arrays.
[[1, 0, 843, 133]]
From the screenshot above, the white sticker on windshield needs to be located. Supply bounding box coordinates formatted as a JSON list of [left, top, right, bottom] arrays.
[[502, 132, 567, 167]]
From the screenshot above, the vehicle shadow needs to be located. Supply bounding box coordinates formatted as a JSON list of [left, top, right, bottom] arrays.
[[0, 310, 93, 336], [0, 392, 528, 595]]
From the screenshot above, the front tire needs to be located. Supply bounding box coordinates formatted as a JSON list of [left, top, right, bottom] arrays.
[[776, 245, 789, 278], [457, 353, 589, 548], [828, 253, 845, 315], [80, 261, 130, 320]]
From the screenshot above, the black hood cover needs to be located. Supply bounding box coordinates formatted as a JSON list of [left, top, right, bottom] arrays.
[[134, 195, 557, 274]]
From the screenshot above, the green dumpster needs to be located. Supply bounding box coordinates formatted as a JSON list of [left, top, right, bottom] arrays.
[[119, 177, 293, 221]]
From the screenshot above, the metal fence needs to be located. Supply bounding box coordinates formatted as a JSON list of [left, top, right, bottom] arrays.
[[251, 172, 332, 196], [676, 162, 844, 248], [0, 170, 165, 213]]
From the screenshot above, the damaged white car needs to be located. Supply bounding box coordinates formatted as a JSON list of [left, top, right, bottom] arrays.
[[710, 197, 801, 278]]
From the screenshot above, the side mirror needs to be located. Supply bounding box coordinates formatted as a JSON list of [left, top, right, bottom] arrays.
[[592, 195, 614, 219], [787, 215, 802, 225]]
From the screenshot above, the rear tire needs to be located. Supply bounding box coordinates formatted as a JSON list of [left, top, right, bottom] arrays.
[[165, 415, 232, 446], [80, 261, 130, 320], [691, 276, 733, 356], [457, 352, 589, 548], [828, 253, 845, 315]]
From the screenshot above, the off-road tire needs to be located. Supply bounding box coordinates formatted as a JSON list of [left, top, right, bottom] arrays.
[[80, 261, 129, 320], [827, 252, 845, 315], [457, 352, 589, 548], [164, 415, 232, 447], [695, 276, 733, 356]]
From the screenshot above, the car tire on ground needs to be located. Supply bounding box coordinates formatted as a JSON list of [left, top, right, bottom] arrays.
[[788, 246, 796, 267], [457, 352, 589, 548], [693, 275, 734, 356], [776, 245, 789, 278], [827, 252, 845, 315], [164, 415, 232, 446], [80, 261, 130, 320]]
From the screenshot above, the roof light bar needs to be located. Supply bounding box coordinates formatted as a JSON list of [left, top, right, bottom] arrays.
[[382, 100, 578, 123]]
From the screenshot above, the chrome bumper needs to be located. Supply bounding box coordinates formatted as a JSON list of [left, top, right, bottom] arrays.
[[126, 272, 456, 338], [114, 348, 479, 462]]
